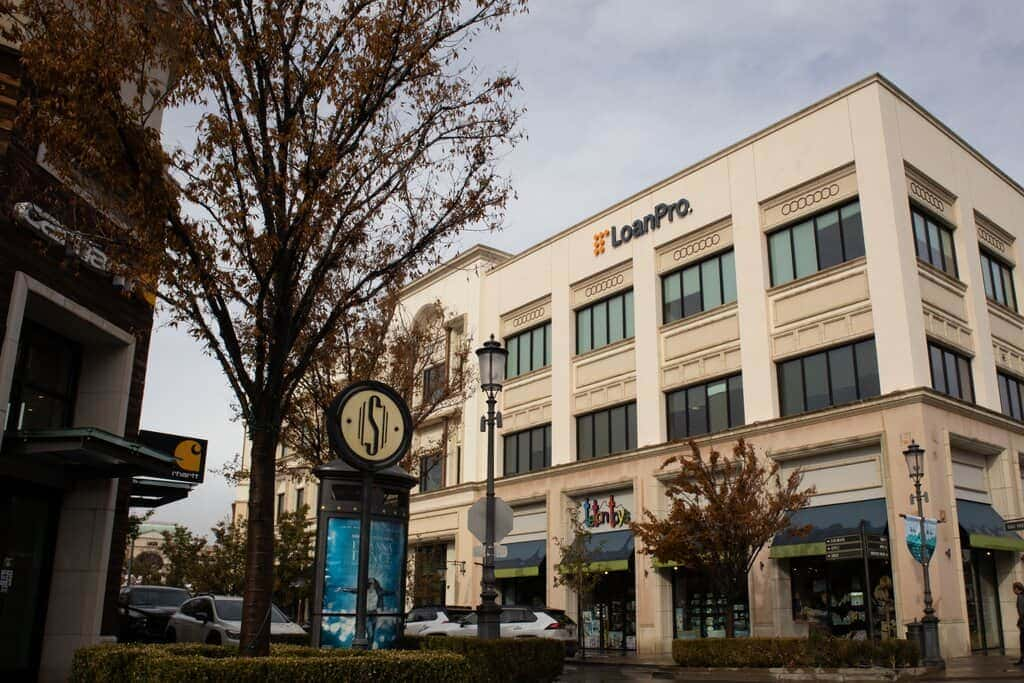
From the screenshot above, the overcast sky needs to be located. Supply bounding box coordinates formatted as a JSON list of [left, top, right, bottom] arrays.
[[141, 0, 1024, 534]]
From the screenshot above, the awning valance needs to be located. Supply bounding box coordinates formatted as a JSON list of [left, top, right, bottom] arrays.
[[583, 529, 634, 572], [957, 499, 1024, 552], [770, 498, 888, 559], [494, 539, 545, 579], [1, 428, 177, 479]]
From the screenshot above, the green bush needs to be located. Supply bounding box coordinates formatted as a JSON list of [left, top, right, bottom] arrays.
[[671, 637, 919, 669], [418, 636, 565, 683], [72, 643, 471, 683]]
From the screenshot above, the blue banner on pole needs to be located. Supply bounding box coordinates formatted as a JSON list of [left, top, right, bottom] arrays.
[[904, 514, 937, 564]]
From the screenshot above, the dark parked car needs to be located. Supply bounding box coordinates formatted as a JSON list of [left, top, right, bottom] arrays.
[[117, 585, 191, 642]]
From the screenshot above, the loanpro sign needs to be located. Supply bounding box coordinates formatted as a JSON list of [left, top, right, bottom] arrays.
[[593, 198, 692, 256]]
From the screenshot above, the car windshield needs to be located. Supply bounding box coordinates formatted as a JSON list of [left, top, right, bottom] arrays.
[[130, 588, 190, 607], [215, 599, 289, 623]]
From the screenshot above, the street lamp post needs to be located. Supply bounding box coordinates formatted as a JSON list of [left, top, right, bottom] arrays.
[[475, 335, 507, 640], [903, 440, 944, 668]]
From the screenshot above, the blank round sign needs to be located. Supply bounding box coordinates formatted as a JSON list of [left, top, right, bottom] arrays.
[[327, 381, 412, 470]]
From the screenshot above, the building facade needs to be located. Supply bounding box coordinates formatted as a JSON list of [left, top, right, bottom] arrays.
[[394, 75, 1024, 658]]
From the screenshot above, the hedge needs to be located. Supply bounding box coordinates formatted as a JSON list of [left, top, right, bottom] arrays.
[[415, 636, 565, 683], [72, 643, 471, 683], [671, 637, 920, 669]]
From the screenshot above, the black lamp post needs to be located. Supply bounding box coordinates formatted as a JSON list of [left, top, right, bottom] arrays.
[[903, 440, 944, 668], [475, 334, 507, 640]]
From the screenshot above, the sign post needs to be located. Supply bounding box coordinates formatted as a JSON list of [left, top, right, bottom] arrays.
[[825, 526, 889, 641], [313, 381, 415, 651]]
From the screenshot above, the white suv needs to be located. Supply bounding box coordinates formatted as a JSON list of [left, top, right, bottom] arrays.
[[420, 607, 577, 656], [166, 594, 306, 647], [404, 605, 473, 636]]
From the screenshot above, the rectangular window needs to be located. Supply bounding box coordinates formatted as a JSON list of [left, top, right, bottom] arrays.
[[769, 200, 865, 287], [295, 488, 305, 513], [662, 249, 738, 324], [576, 402, 637, 460], [980, 250, 1017, 312], [276, 493, 285, 518], [419, 452, 444, 492], [7, 321, 82, 431], [912, 207, 957, 278], [576, 290, 634, 354], [423, 364, 446, 404], [777, 338, 881, 417], [666, 374, 745, 439], [997, 372, 1023, 422], [927, 341, 974, 403], [505, 321, 552, 379]]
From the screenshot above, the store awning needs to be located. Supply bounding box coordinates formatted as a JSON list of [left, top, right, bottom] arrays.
[[1, 428, 177, 479], [129, 476, 194, 508], [583, 529, 634, 572], [957, 499, 1024, 552], [494, 539, 546, 579], [769, 498, 888, 559]]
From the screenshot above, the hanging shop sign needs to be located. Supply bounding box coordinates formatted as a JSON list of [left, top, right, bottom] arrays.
[[592, 198, 692, 256], [138, 430, 208, 484], [903, 515, 938, 565], [579, 492, 632, 531]]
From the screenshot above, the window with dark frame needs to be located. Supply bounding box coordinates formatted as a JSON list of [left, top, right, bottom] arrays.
[[767, 199, 865, 287], [927, 341, 974, 403], [662, 249, 737, 324], [667, 374, 745, 439], [419, 452, 444, 492], [980, 249, 1017, 312], [276, 492, 285, 518], [778, 338, 881, 417], [502, 424, 552, 476], [912, 206, 957, 278], [422, 364, 446, 404], [505, 321, 552, 379], [575, 289, 634, 355], [996, 371, 1023, 422], [295, 488, 305, 513], [576, 402, 637, 460], [7, 321, 82, 431]]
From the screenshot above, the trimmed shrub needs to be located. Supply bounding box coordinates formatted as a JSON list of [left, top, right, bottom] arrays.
[[671, 637, 920, 669], [418, 636, 565, 683], [72, 643, 471, 683]]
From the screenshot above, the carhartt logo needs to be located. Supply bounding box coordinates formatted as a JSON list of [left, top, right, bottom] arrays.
[[593, 229, 609, 256]]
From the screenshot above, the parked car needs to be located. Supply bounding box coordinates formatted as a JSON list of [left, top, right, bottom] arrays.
[[117, 585, 191, 643], [418, 606, 577, 656], [404, 605, 473, 636], [165, 594, 306, 646]]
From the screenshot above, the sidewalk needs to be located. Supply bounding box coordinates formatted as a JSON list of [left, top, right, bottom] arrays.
[[568, 652, 1024, 681]]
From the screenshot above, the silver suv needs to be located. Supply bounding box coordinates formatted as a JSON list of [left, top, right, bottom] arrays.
[[404, 605, 473, 636], [166, 594, 306, 647]]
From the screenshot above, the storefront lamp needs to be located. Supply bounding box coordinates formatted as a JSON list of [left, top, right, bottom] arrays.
[[476, 335, 507, 395], [903, 440, 925, 482]]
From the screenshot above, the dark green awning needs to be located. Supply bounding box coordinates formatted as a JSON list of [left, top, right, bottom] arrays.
[[2, 428, 177, 479], [770, 498, 888, 559], [583, 529, 634, 572], [494, 539, 545, 579], [957, 499, 1024, 552]]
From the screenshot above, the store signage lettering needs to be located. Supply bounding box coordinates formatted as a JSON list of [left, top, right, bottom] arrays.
[[592, 198, 692, 256], [581, 494, 631, 529], [14, 202, 112, 273]]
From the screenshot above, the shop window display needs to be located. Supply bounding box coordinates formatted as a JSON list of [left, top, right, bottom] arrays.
[[789, 557, 896, 639], [671, 568, 749, 638]]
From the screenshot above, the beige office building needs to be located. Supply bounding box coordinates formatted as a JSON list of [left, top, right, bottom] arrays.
[[389, 74, 1024, 658]]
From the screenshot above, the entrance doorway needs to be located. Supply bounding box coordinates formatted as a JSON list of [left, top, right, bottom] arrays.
[[582, 569, 636, 652], [963, 549, 1003, 653], [0, 480, 61, 679]]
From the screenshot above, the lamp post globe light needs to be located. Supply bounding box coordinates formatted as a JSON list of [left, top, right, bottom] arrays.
[[475, 335, 507, 640], [903, 440, 944, 668]]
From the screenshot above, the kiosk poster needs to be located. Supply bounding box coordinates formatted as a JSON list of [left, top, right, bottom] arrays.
[[903, 515, 937, 564], [320, 517, 405, 649]]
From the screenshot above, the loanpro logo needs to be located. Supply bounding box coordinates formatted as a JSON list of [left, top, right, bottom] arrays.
[[593, 198, 692, 256]]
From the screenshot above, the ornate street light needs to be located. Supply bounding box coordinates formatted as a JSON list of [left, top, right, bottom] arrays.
[[903, 440, 944, 668], [475, 335, 507, 640]]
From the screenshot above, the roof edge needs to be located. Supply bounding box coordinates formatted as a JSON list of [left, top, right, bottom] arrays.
[[400, 243, 511, 299]]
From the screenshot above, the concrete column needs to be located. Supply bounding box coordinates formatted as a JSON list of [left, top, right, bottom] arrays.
[[632, 230, 662, 447], [549, 239, 574, 466]]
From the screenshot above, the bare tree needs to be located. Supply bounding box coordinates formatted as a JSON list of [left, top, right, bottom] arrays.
[[5, 0, 524, 654]]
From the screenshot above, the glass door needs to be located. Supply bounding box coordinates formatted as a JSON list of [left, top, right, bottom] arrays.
[[964, 549, 1004, 653], [0, 481, 61, 679]]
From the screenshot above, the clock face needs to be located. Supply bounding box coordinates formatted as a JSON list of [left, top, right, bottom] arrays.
[[328, 382, 412, 470]]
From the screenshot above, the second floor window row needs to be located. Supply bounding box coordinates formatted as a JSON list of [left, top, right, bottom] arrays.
[[928, 341, 974, 404], [980, 250, 1017, 312], [662, 249, 737, 324], [576, 290, 634, 355], [506, 322, 552, 379], [503, 424, 552, 476], [997, 371, 1023, 422], [779, 338, 880, 417]]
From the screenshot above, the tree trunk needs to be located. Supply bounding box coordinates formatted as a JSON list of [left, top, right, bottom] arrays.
[[240, 419, 280, 656]]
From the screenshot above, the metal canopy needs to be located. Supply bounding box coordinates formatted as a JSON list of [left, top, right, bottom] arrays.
[[129, 476, 194, 508], [956, 499, 1024, 552], [2, 428, 177, 479], [769, 498, 888, 559], [494, 539, 546, 579]]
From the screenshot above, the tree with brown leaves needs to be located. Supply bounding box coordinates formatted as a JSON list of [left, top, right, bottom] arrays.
[[553, 502, 602, 656], [4, 0, 524, 654], [631, 440, 814, 637]]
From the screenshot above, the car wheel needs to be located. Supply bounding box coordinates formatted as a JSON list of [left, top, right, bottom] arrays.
[[205, 631, 222, 646], [165, 628, 177, 643]]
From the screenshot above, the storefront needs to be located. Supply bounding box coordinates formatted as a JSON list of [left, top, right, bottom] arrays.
[[771, 498, 896, 639], [495, 504, 547, 607], [666, 566, 750, 639]]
